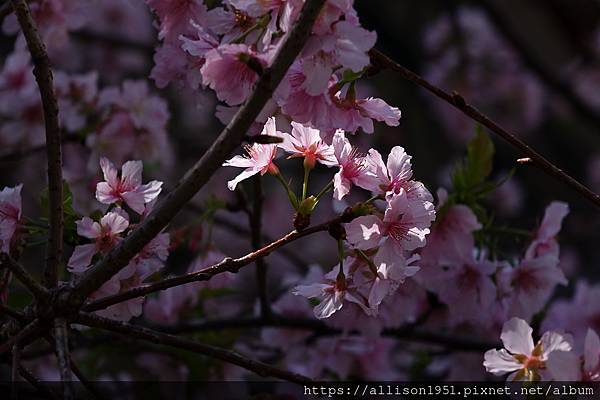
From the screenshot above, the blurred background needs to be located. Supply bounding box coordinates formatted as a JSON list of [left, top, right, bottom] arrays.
[[1, 0, 600, 382]]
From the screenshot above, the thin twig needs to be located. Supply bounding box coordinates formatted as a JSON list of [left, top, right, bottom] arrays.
[[69, 355, 105, 400], [10, 0, 64, 287], [82, 214, 349, 312], [187, 203, 308, 270], [76, 312, 312, 384], [480, 0, 600, 133], [0, 319, 41, 355], [0, 303, 27, 322], [53, 318, 73, 400], [70, 0, 327, 304], [17, 364, 59, 400], [0, 136, 80, 163], [11, 344, 20, 400], [0, 254, 48, 299], [146, 316, 499, 352], [250, 176, 271, 317], [369, 48, 600, 208]]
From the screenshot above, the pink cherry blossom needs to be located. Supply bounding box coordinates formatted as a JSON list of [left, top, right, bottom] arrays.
[[432, 255, 498, 327], [54, 71, 98, 132], [365, 146, 433, 202], [364, 147, 412, 195], [200, 44, 271, 106], [112, 80, 170, 135], [583, 330, 600, 380], [547, 328, 600, 381], [484, 317, 572, 381], [500, 254, 567, 320], [95, 158, 163, 214], [277, 121, 336, 168], [525, 201, 569, 260], [0, 185, 23, 254], [145, 0, 206, 41], [542, 281, 600, 351], [330, 90, 401, 134], [419, 189, 481, 268], [222, 117, 280, 190], [67, 211, 129, 273], [331, 130, 377, 200], [293, 262, 370, 319], [279, 61, 335, 129], [0, 51, 36, 115], [351, 251, 421, 313], [345, 189, 435, 253]]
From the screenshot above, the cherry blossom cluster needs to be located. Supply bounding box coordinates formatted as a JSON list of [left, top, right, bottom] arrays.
[[223, 117, 436, 320], [66, 158, 169, 321], [0, 50, 172, 211], [146, 0, 400, 136], [419, 199, 569, 329]]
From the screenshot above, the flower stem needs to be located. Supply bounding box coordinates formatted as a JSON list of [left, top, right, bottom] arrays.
[[302, 166, 311, 201], [356, 249, 378, 275], [274, 171, 299, 210], [315, 179, 334, 201]]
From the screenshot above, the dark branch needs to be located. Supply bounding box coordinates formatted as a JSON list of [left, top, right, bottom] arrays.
[[82, 214, 349, 312], [480, 0, 600, 134], [10, 0, 64, 287], [369, 48, 600, 208], [71, 0, 328, 303], [147, 316, 499, 352], [76, 312, 312, 384], [0, 254, 48, 300], [250, 177, 271, 317], [0, 319, 41, 355], [53, 318, 73, 400], [17, 364, 59, 400], [11, 344, 20, 400], [186, 203, 308, 270]]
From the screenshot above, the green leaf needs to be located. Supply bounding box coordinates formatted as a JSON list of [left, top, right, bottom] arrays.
[[40, 180, 81, 245], [452, 125, 495, 193]]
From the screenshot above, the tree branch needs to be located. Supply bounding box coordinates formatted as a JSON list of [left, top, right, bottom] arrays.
[[53, 318, 73, 400], [0, 254, 48, 300], [369, 48, 600, 208], [479, 0, 600, 133], [146, 316, 499, 352], [75, 312, 312, 384], [10, 0, 63, 287], [82, 214, 349, 313], [250, 177, 271, 317], [186, 203, 308, 270], [17, 364, 59, 400], [70, 0, 328, 304], [0, 319, 41, 355], [11, 344, 20, 400]]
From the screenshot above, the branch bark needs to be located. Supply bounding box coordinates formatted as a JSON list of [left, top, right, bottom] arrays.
[[480, 0, 600, 134], [76, 312, 312, 384], [53, 318, 73, 400], [146, 316, 500, 352], [10, 0, 63, 287], [17, 365, 59, 400], [83, 214, 349, 312], [71, 0, 328, 303], [369, 48, 600, 208], [250, 176, 271, 317], [0, 254, 48, 300], [11, 344, 20, 400], [0, 319, 41, 355], [186, 203, 308, 270]]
